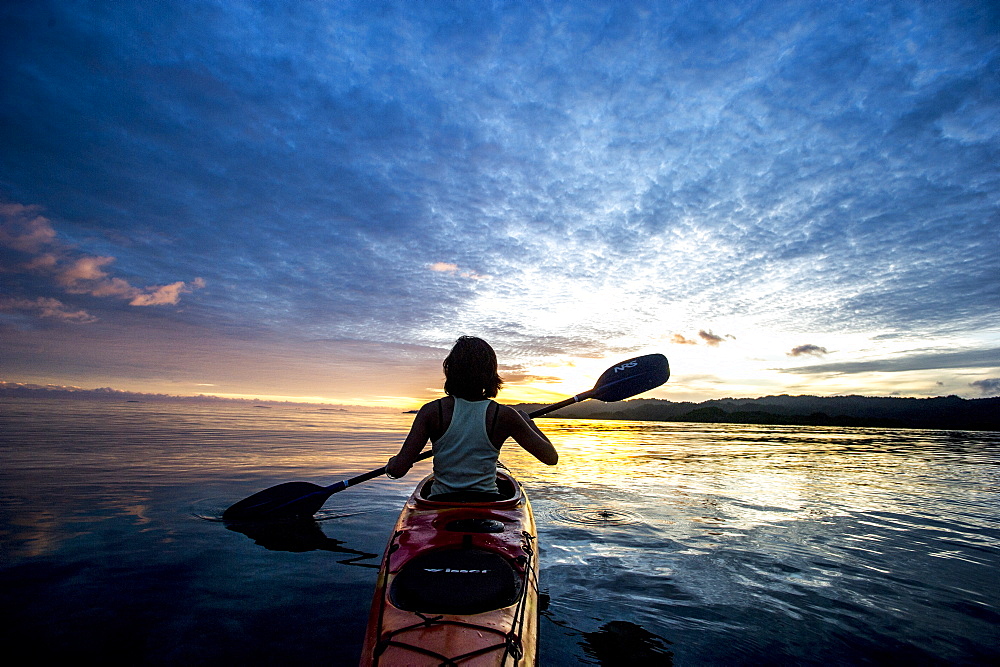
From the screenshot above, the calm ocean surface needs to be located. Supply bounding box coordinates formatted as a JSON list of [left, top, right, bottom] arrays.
[[1, 397, 998, 665]]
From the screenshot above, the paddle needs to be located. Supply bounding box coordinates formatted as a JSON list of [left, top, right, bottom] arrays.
[[223, 353, 669, 521]]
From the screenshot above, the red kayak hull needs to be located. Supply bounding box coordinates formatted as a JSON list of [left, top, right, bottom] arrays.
[[359, 469, 539, 665]]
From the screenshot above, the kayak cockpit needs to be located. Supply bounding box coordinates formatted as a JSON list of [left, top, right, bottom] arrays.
[[414, 468, 523, 508]]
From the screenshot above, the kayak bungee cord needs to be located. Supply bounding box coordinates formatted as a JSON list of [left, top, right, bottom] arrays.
[[370, 529, 537, 666]]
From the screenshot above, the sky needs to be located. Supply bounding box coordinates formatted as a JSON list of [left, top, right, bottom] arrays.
[[1, 0, 998, 408]]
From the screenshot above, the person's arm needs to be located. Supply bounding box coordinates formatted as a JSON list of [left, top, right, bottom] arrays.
[[502, 406, 558, 465], [386, 403, 435, 478]]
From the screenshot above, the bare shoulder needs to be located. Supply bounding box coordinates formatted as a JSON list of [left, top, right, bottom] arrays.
[[408, 400, 436, 429], [416, 399, 439, 415], [418, 397, 452, 441], [495, 403, 532, 431], [495, 403, 522, 423]]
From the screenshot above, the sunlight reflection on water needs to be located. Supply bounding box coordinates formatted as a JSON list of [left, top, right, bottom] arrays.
[[1, 399, 998, 664]]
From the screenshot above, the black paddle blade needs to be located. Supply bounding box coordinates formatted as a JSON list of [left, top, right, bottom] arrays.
[[591, 353, 669, 402], [222, 481, 332, 522]]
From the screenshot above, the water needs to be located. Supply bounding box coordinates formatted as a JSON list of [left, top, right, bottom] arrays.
[[1, 398, 998, 665]]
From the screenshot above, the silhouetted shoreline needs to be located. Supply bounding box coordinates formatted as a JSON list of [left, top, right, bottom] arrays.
[[2, 382, 997, 431], [0, 383, 373, 411], [517, 395, 1000, 432]]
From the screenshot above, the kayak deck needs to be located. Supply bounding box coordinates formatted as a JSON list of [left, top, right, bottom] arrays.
[[360, 469, 539, 666]]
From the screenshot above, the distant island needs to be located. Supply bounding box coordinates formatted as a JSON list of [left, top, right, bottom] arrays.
[[0, 382, 371, 411], [514, 395, 1000, 432]]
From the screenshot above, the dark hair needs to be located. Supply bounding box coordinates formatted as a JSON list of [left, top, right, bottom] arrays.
[[443, 336, 503, 400]]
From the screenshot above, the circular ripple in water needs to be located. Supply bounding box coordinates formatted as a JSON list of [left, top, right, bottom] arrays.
[[548, 506, 645, 526]]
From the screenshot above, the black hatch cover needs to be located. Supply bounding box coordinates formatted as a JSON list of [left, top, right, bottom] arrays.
[[390, 548, 521, 614]]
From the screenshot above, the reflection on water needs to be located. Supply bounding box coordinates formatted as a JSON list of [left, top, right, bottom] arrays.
[[495, 420, 1000, 665], [225, 517, 380, 567], [518, 420, 999, 534], [1, 398, 998, 664], [582, 621, 673, 665]]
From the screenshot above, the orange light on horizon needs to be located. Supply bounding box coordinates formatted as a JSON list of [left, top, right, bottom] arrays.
[[192, 390, 406, 411]]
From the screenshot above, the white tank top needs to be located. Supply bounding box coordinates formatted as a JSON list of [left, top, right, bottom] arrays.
[[430, 398, 499, 495]]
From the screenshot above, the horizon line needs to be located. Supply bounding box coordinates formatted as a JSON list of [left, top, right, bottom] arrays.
[[1, 379, 994, 407]]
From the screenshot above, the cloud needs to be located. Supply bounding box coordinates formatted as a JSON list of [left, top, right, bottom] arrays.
[[699, 330, 735, 347], [501, 369, 563, 385], [1, 202, 204, 313], [778, 348, 1000, 375], [699, 331, 724, 346], [128, 281, 200, 306], [0, 296, 96, 323], [0, 204, 56, 252], [970, 379, 1000, 396], [430, 262, 459, 273], [788, 344, 829, 357], [428, 262, 488, 280], [670, 331, 735, 347]]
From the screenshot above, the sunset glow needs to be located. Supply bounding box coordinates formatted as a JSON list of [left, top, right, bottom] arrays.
[[1, 2, 997, 407]]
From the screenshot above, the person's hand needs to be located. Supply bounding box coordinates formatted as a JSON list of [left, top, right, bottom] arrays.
[[385, 455, 407, 479]]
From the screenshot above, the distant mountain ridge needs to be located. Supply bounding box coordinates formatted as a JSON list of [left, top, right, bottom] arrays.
[[515, 394, 1000, 432]]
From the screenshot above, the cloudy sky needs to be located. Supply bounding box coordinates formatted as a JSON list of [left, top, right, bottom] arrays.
[[1, 0, 998, 407]]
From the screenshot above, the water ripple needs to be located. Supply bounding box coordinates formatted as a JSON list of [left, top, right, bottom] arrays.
[[546, 506, 646, 527]]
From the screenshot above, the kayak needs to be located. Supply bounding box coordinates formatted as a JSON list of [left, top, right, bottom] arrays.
[[359, 468, 539, 665]]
